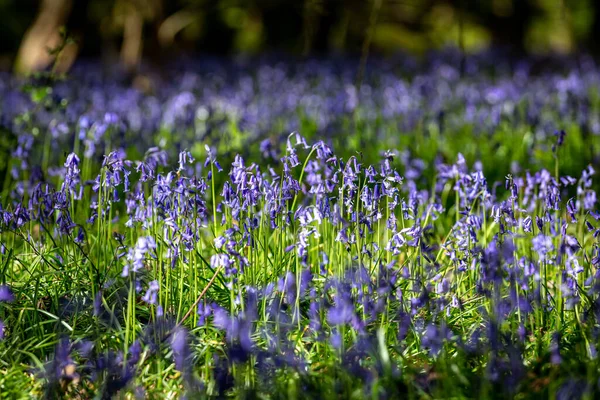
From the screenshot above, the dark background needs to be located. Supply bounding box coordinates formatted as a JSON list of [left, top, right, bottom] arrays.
[[2, 0, 599, 74]]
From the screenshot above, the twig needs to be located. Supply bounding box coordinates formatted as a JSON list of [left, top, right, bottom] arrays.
[[179, 265, 223, 325]]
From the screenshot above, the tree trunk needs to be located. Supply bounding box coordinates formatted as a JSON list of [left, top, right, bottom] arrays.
[[14, 0, 73, 75]]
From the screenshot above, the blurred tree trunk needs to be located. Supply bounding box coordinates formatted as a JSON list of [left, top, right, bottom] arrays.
[[120, 0, 144, 73], [14, 0, 74, 75], [118, 0, 163, 77]]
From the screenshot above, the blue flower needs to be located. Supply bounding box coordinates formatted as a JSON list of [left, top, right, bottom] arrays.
[[0, 285, 14, 302]]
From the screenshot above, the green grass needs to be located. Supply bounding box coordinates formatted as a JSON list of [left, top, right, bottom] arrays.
[[1, 68, 600, 399]]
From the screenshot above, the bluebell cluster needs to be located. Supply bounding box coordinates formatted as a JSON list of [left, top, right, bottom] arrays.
[[1, 53, 600, 398]]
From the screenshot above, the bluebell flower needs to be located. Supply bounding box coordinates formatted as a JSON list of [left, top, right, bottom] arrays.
[[171, 326, 191, 372], [532, 234, 554, 263], [142, 280, 159, 305], [0, 285, 14, 302]]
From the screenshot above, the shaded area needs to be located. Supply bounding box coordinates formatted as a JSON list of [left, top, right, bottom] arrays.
[[1, 0, 598, 74]]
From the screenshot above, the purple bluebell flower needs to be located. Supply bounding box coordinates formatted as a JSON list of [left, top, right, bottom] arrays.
[[171, 326, 191, 372], [532, 234, 554, 263], [0, 285, 14, 302], [142, 280, 159, 305], [122, 236, 156, 277], [522, 216, 532, 233], [553, 129, 566, 151]]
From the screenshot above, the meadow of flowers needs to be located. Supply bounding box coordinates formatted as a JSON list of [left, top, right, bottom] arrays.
[[2, 52, 600, 398]]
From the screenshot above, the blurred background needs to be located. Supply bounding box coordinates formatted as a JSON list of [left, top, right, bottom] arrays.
[[1, 0, 598, 74]]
